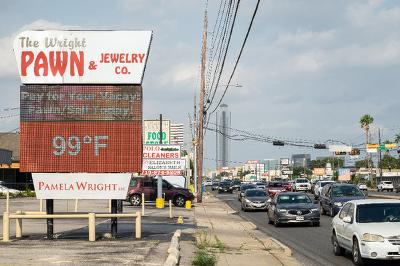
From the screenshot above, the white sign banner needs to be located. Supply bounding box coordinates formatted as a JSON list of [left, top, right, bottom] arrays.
[[14, 30, 152, 84], [143, 120, 170, 144], [366, 148, 378, 153], [142, 159, 186, 171], [143, 145, 181, 159], [329, 145, 352, 152], [32, 173, 131, 199]]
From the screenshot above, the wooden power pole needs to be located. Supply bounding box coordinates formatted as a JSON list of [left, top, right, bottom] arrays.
[[197, 8, 207, 203]]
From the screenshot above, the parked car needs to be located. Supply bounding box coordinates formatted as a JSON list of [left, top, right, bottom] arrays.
[[211, 181, 220, 191], [255, 182, 267, 190], [331, 199, 400, 265], [126, 177, 194, 207], [267, 192, 320, 227], [292, 178, 311, 192], [218, 180, 233, 194], [203, 179, 213, 186], [395, 184, 400, 193], [377, 181, 394, 192], [231, 179, 242, 190], [319, 183, 366, 217], [358, 183, 368, 191], [314, 180, 334, 199], [0, 185, 20, 194], [241, 189, 269, 212], [266, 181, 286, 197], [238, 183, 257, 201]]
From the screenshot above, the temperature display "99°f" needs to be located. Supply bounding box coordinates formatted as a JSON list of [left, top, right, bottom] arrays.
[[52, 135, 108, 156]]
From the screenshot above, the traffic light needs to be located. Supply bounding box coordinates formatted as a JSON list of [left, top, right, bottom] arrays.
[[335, 151, 347, 156], [349, 148, 360, 155], [314, 144, 327, 149], [273, 140, 284, 146]]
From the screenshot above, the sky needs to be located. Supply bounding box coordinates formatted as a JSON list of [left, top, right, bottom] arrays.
[[1, 0, 400, 171]]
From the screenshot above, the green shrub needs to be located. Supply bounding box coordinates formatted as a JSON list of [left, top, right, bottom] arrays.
[[192, 249, 217, 266]]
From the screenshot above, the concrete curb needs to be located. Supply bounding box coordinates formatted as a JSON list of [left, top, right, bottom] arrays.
[[270, 238, 292, 256], [163, 229, 182, 266]]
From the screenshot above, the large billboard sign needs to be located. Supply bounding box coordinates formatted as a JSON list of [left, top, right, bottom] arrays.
[[14, 30, 152, 84], [143, 120, 170, 144], [32, 173, 131, 199], [20, 85, 142, 173]]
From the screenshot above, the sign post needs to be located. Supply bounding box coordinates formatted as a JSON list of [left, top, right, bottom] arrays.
[[156, 114, 164, 209], [46, 199, 53, 239]]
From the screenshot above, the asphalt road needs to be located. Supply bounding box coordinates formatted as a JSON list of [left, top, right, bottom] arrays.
[[214, 190, 399, 266]]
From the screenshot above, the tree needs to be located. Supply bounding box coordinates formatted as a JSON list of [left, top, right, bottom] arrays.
[[359, 114, 374, 183], [379, 155, 400, 170], [311, 157, 344, 169], [395, 133, 400, 144], [355, 159, 374, 168], [293, 166, 312, 178]]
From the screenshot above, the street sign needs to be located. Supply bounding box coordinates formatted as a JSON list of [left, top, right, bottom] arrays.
[[14, 30, 152, 84], [32, 173, 131, 199], [143, 145, 181, 159], [366, 144, 379, 149], [367, 148, 378, 153]]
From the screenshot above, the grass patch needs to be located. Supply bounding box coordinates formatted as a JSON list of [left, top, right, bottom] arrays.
[[192, 249, 217, 266]]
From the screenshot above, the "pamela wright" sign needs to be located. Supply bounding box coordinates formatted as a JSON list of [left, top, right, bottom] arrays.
[[13, 30, 152, 84]]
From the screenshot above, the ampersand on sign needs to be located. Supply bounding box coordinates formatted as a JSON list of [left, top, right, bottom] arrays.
[[88, 61, 97, 70]]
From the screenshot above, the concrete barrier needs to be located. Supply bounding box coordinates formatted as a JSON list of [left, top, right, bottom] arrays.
[[163, 229, 182, 266]]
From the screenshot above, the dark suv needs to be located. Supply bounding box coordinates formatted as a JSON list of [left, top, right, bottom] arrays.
[[126, 177, 194, 207]]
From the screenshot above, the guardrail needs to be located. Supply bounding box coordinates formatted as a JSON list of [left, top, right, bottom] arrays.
[[2, 211, 141, 242]]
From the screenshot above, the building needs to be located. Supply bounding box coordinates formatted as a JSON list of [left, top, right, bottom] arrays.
[[170, 123, 184, 146], [216, 104, 231, 168], [291, 154, 311, 168]]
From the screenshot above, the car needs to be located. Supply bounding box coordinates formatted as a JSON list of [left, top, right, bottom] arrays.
[[314, 180, 334, 199], [395, 184, 400, 193], [254, 182, 267, 190], [331, 199, 400, 265], [0, 185, 20, 194], [292, 178, 311, 192], [282, 181, 292, 192], [211, 181, 220, 191], [319, 183, 366, 217], [266, 181, 286, 197], [238, 183, 257, 201], [231, 179, 242, 190], [241, 189, 269, 212], [358, 183, 368, 191], [203, 179, 213, 186], [126, 177, 194, 207], [218, 180, 233, 194], [267, 192, 320, 227], [377, 181, 394, 192]]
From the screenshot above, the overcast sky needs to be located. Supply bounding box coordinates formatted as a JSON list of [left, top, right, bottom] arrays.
[[1, 0, 400, 170]]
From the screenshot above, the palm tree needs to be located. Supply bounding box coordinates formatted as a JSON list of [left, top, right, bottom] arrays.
[[395, 133, 400, 144], [359, 114, 374, 183]]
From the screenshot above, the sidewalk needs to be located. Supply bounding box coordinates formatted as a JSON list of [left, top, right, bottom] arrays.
[[195, 194, 301, 266]]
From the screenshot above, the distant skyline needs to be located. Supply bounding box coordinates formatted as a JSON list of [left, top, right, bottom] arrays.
[[1, 1, 400, 170]]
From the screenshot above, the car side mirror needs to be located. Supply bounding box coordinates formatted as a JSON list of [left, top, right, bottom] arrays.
[[343, 216, 352, 223]]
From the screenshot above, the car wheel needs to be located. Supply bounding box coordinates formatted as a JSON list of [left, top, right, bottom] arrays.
[[320, 203, 326, 215], [129, 194, 141, 206], [173, 195, 186, 207], [267, 213, 273, 224], [329, 206, 335, 217], [273, 215, 280, 227], [352, 238, 364, 265], [312, 221, 320, 227], [332, 233, 344, 256]]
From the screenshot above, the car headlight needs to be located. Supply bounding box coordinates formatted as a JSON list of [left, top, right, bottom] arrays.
[[277, 209, 287, 213], [334, 202, 343, 207], [362, 233, 384, 242], [311, 208, 319, 212], [245, 199, 251, 203]]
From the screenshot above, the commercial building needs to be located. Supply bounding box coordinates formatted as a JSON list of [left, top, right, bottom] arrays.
[[292, 154, 311, 168]]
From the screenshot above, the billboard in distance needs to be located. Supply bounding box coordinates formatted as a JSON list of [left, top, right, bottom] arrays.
[[143, 120, 170, 144], [338, 168, 351, 181]]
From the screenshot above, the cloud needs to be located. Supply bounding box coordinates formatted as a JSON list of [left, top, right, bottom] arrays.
[[275, 30, 336, 47]]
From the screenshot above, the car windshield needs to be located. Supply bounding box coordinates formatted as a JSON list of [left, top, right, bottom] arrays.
[[277, 194, 311, 204], [296, 179, 308, 183], [246, 190, 267, 197], [332, 186, 364, 197], [383, 181, 392, 184], [320, 181, 333, 187], [269, 182, 283, 187], [220, 182, 231, 186], [357, 203, 400, 223], [241, 184, 256, 190]]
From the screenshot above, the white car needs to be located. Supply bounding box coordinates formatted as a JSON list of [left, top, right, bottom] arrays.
[[0, 185, 20, 194], [203, 180, 213, 186], [314, 180, 334, 199], [292, 178, 311, 192], [377, 181, 394, 192], [358, 184, 368, 191], [332, 199, 400, 265]]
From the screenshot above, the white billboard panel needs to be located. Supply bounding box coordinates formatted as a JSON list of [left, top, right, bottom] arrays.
[[32, 173, 131, 199], [14, 30, 152, 84], [143, 120, 170, 144]]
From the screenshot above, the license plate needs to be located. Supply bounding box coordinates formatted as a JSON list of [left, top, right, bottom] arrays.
[[296, 216, 304, 221]]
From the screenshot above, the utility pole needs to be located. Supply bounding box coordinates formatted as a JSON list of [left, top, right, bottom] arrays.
[[197, 8, 207, 203], [378, 128, 382, 182], [193, 95, 198, 196]]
